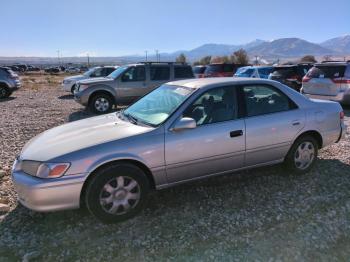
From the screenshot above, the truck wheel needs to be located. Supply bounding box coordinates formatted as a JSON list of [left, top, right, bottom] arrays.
[[85, 163, 150, 223], [89, 93, 114, 114]]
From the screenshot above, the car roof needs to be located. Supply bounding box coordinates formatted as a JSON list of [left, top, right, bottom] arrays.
[[167, 77, 276, 89], [315, 62, 349, 66]]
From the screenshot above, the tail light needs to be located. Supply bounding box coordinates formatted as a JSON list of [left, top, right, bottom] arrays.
[[331, 78, 350, 84], [302, 76, 311, 83], [340, 111, 344, 120]]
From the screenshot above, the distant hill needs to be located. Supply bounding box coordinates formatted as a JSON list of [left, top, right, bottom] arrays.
[[320, 35, 350, 54], [1, 36, 349, 65], [246, 38, 335, 58]]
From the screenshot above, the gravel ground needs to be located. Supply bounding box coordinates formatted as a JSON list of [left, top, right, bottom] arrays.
[[0, 74, 350, 261]]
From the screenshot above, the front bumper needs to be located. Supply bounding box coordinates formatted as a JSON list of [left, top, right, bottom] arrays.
[[61, 82, 73, 92], [12, 171, 86, 212], [74, 90, 90, 106]]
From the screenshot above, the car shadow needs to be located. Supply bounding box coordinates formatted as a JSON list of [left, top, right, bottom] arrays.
[[0, 97, 16, 102], [1, 158, 350, 260], [68, 110, 95, 122], [58, 94, 74, 100]]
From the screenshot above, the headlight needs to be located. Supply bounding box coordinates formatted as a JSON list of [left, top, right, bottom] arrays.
[[36, 163, 70, 178], [13, 160, 70, 179], [79, 84, 89, 91]]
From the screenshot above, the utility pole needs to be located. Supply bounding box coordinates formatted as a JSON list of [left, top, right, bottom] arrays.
[[57, 50, 60, 65], [145, 50, 148, 62], [155, 50, 159, 62], [87, 53, 90, 67]]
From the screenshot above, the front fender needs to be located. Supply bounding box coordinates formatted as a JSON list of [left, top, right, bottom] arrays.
[[81, 84, 117, 104]]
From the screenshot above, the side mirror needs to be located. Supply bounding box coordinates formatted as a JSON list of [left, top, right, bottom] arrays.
[[90, 73, 96, 77], [171, 117, 196, 131]]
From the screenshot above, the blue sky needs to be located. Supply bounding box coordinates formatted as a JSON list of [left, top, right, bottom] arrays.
[[1, 0, 349, 57]]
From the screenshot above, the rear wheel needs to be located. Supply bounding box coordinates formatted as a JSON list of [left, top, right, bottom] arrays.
[[0, 85, 10, 99], [89, 93, 114, 114], [285, 135, 318, 173], [85, 163, 150, 223]]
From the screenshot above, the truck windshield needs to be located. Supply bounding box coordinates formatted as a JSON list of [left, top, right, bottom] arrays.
[[122, 84, 194, 127]]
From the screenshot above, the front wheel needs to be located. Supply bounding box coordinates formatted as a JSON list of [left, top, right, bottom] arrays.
[[89, 93, 114, 114], [71, 84, 77, 94], [285, 135, 318, 173], [85, 163, 150, 223]]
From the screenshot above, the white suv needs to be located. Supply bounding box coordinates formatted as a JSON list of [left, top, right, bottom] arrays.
[[61, 66, 118, 93], [301, 62, 350, 105]]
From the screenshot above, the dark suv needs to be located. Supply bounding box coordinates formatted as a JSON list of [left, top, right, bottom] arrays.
[[203, 63, 241, 78], [268, 63, 313, 91], [0, 67, 21, 99]]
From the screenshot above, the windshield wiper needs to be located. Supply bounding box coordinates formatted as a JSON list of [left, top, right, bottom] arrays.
[[121, 110, 138, 125]]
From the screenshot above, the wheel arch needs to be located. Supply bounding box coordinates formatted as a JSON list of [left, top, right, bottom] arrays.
[[79, 159, 156, 207], [294, 130, 323, 149], [88, 90, 116, 105]]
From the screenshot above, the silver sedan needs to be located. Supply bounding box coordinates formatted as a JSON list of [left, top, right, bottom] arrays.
[[12, 78, 346, 223]]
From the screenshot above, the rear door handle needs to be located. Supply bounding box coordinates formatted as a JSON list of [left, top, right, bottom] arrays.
[[230, 130, 243, 138]]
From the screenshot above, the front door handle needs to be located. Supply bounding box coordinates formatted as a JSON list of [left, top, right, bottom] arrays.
[[292, 121, 300, 126], [230, 130, 243, 138]]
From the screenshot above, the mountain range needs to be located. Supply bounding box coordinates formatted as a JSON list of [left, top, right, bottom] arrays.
[[1, 35, 349, 65], [157, 35, 350, 61]]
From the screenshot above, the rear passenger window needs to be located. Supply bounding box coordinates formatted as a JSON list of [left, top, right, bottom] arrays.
[[150, 66, 170, 80], [174, 66, 193, 79], [242, 85, 296, 117]]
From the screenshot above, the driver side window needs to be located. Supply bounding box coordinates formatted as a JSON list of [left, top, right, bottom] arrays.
[[122, 66, 145, 82], [183, 86, 237, 126], [91, 68, 103, 77]]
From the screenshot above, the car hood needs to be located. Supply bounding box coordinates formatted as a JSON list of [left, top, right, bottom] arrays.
[[78, 77, 114, 85], [64, 75, 85, 81], [20, 113, 153, 161]]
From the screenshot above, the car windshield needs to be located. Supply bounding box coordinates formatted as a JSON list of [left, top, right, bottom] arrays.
[[107, 66, 129, 79], [193, 66, 206, 74], [235, 67, 254, 77], [122, 84, 194, 126], [83, 67, 97, 77]]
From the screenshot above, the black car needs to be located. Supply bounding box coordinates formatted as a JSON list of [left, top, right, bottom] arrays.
[[44, 67, 60, 73], [27, 65, 41, 71], [268, 63, 313, 91]]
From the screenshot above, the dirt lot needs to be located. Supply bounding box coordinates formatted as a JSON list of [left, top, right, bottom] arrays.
[[0, 73, 350, 261]]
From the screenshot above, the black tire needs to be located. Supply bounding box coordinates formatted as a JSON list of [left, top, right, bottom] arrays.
[[85, 163, 150, 223], [0, 85, 10, 99], [285, 135, 318, 173], [70, 84, 77, 94], [89, 93, 114, 114]]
